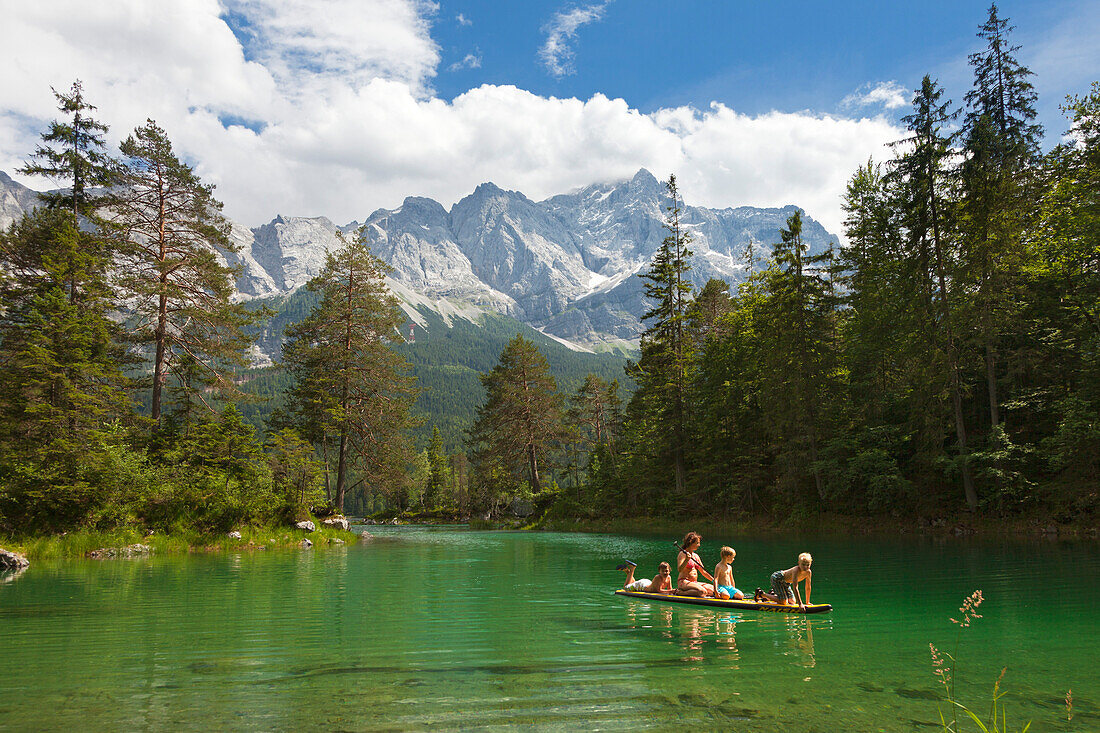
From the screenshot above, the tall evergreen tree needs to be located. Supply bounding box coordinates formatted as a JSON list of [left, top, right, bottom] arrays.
[[18, 81, 116, 307], [107, 120, 254, 424], [891, 76, 980, 510], [467, 335, 565, 497], [0, 208, 129, 527], [626, 174, 694, 497], [283, 229, 418, 512], [425, 425, 448, 509], [19, 80, 114, 219], [755, 211, 842, 500], [960, 3, 1043, 428]]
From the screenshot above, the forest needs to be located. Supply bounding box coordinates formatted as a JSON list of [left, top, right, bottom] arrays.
[[0, 5, 1096, 540]]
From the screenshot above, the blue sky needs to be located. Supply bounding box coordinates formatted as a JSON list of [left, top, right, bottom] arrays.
[[433, 0, 1094, 140], [0, 0, 1096, 235]]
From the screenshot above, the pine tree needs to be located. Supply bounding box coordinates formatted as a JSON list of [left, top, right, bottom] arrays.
[[960, 3, 1043, 428], [0, 208, 129, 527], [107, 120, 255, 424], [283, 228, 418, 512], [468, 335, 565, 497], [891, 76, 979, 510], [18, 81, 116, 307], [19, 80, 114, 219], [626, 174, 694, 497], [755, 210, 842, 500]]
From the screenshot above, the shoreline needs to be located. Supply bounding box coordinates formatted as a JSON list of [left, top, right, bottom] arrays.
[[2, 523, 361, 562], [535, 511, 1100, 541]]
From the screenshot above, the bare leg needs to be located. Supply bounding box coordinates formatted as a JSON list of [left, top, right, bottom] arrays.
[[621, 566, 637, 587], [678, 580, 714, 598]]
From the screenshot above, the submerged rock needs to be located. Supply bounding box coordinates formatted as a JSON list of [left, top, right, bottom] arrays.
[[0, 548, 30, 571], [321, 516, 349, 531], [87, 544, 152, 560], [295, 520, 316, 533], [359, 531, 374, 542]]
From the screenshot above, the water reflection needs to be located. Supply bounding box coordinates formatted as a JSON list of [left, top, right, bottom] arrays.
[[783, 615, 818, 668]]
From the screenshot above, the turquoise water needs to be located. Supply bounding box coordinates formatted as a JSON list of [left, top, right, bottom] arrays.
[[0, 527, 1096, 731]]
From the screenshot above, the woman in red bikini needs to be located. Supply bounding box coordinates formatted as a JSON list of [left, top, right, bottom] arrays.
[[676, 531, 716, 597]]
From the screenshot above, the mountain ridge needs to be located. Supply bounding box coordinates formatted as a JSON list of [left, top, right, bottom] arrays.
[[0, 168, 839, 351]]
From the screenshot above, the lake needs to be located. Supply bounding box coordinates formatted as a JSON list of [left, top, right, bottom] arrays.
[[1, 526, 1095, 731]]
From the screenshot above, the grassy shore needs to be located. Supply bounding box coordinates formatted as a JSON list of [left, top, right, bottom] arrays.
[[2, 522, 361, 561]]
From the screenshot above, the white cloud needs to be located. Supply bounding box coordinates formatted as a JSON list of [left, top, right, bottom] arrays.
[[222, 0, 441, 96], [539, 2, 610, 78], [0, 0, 903, 240], [448, 53, 482, 72], [456, 12, 472, 27], [842, 81, 910, 111]]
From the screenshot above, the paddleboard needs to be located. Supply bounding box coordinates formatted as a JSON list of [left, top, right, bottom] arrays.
[[614, 588, 832, 613]]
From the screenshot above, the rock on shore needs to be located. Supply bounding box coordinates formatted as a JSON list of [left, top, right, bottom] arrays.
[[322, 516, 350, 531], [87, 544, 152, 559], [1, 547, 30, 571]]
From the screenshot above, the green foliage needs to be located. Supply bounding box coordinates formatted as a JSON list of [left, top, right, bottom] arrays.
[[107, 119, 258, 423], [282, 228, 418, 511], [18, 79, 115, 217], [468, 334, 567, 507]]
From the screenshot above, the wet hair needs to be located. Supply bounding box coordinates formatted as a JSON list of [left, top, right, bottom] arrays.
[[681, 531, 701, 550], [658, 562, 671, 573], [798, 552, 813, 565], [720, 546, 735, 560]]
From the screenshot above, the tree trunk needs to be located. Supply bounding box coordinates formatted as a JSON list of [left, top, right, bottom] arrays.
[[984, 338, 1000, 427], [527, 443, 541, 493], [335, 427, 348, 511], [928, 163, 979, 511]]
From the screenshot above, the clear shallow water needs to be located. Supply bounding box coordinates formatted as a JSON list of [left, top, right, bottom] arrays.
[[1, 527, 1096, 731]]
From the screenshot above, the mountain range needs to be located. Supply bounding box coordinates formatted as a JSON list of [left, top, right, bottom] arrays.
[[1, 168, 839, 352]]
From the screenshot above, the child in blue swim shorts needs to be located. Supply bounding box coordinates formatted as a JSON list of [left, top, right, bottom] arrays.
[[713, 546, 744, 599]]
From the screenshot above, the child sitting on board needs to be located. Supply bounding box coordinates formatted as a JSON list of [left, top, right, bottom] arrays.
[[755, 552, 813, 611], [713, 546, 744, 600], [618, 560, 673, 593]]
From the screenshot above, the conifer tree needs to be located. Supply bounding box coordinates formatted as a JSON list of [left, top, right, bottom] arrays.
[[627, 174, 694, 496], [755, 210, 842, 499], [891, 76, 979, 510], [960, 3, 1043, 428], [0, 208, 129, 526], [107, 120, 254, 424], [283, 229, 418, 512], [18, 81, 116, 307], [425, 425, 448, 509], [19, 80, 114, 219], [468, 335, 565, 496]]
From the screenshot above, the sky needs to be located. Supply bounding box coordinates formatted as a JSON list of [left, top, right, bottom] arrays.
[[0, 0, 1096, 237]]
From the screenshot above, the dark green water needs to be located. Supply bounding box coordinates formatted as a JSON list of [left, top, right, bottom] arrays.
[[1, 527, 1096, 731]]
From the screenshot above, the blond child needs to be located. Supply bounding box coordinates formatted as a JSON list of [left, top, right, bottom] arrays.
[[756, 552, 813, 611], [713, 546, 744, 600], [618, 561, 673, 594]]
